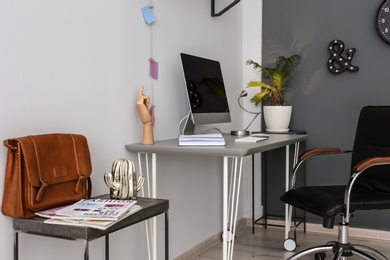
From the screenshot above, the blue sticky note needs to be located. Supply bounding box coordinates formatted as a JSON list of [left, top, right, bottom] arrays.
[[142, 4, 156, 25]]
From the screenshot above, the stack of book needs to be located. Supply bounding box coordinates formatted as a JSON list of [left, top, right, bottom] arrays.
[[36, 198, 141, 230], [179, 133, 225, 146]]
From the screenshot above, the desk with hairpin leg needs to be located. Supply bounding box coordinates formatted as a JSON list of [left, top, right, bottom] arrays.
[[125, 133, 307, 260]]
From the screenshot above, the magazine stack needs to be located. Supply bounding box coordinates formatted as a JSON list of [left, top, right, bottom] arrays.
[[36, 199, 141, 230]]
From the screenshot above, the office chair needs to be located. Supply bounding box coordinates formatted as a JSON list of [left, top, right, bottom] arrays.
[[281, 106, 390, 260]]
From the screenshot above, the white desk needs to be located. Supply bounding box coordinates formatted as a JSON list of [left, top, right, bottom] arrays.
[[125, 133, 308, 260]]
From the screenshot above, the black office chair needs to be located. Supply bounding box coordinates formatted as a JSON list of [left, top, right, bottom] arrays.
[[281, 106, 390, 260]]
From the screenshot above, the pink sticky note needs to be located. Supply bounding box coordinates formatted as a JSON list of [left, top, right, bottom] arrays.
[[150, 58, 158, 79]]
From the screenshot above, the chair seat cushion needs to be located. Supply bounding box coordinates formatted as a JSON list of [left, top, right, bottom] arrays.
[[281, 185, 390, 221]]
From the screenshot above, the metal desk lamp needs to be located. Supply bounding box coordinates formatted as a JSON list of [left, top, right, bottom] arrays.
[[231, 90, 262, 136]]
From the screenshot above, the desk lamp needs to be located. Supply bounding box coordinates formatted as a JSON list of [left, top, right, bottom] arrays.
[[231, 90, 262, 136]]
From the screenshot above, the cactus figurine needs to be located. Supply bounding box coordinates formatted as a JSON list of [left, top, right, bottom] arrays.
[[104, 158, 144, 200]]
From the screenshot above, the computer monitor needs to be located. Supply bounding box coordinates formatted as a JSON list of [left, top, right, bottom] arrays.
[[180, 53, 231, 134]]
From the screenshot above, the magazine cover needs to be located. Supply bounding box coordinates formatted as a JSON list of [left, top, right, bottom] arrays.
[[35, 205, 68, 218], [43, 205, 142, 230], [38, 199, 137, 221]]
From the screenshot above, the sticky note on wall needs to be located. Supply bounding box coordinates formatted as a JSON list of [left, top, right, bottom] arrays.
[[150, 58, 158, 79], [142, 4, 156, 24]]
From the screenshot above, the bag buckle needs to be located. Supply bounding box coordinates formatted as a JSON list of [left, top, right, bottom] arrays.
[[36, 180, 48, 202], [75, 174, 87, 194]]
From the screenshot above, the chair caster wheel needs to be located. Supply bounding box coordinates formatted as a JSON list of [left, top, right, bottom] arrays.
[[283, 237, 297, 251], [314, 252, 326, 260]]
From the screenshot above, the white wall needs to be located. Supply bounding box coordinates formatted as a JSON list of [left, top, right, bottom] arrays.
[[242, 0, 263, 219], [0, 0, 262, 259]]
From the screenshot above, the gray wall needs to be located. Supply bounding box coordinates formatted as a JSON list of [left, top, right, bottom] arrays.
[[263, 0, 390, 230]]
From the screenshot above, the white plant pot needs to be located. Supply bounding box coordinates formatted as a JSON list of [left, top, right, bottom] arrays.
[[263, 105, 292, 133]]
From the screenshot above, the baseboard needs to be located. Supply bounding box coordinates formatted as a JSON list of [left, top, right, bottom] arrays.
[[174, 217, 390, 259], [173, 218, 246, 260]]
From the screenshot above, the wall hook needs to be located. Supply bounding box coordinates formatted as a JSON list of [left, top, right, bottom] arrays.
[[211, 0, 241, 17]]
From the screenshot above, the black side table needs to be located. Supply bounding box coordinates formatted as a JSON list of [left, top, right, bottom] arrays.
[[13, 195, 169, 260], [252, 131, 307, 232]]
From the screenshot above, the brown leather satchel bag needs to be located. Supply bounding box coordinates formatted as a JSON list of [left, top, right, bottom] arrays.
[[1, 133, 92, 218]]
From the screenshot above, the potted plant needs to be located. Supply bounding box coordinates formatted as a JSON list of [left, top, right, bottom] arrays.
[[246, 54, 302, 132]]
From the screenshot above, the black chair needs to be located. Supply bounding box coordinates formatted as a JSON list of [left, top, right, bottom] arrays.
[[281, 106, 390, 260]]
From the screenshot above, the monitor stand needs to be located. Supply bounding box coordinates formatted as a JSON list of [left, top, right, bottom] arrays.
[[183, 111, 195, 135]]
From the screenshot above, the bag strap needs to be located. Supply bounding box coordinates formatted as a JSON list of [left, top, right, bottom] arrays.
[[87, 177, 92, 198], [3, 139, 18, 151], [75, 174, 88, 194]]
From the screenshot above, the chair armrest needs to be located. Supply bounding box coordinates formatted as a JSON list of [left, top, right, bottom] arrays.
[[300, 148, 346, 160], [290, 148, 352, 189], [344, 156, 390, 222], [353, 157, 390, 173]]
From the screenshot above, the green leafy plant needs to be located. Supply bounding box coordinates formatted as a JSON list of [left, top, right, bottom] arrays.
[[246, 54, 302, 106]]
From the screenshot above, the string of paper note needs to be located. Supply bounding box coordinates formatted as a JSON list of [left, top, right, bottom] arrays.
[[141, 2, 157, 125]]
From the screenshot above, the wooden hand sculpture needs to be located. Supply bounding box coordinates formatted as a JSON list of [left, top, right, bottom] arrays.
[[136, 85, 154, 145]]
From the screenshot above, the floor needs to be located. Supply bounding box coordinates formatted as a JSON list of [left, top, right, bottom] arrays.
[[193, 226, 390, 259]]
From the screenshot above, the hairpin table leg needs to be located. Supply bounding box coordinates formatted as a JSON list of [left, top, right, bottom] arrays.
[[137, 152, 157, 260]]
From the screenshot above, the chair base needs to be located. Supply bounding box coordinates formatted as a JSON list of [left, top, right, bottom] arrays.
[[287, 241, 389, 260]]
